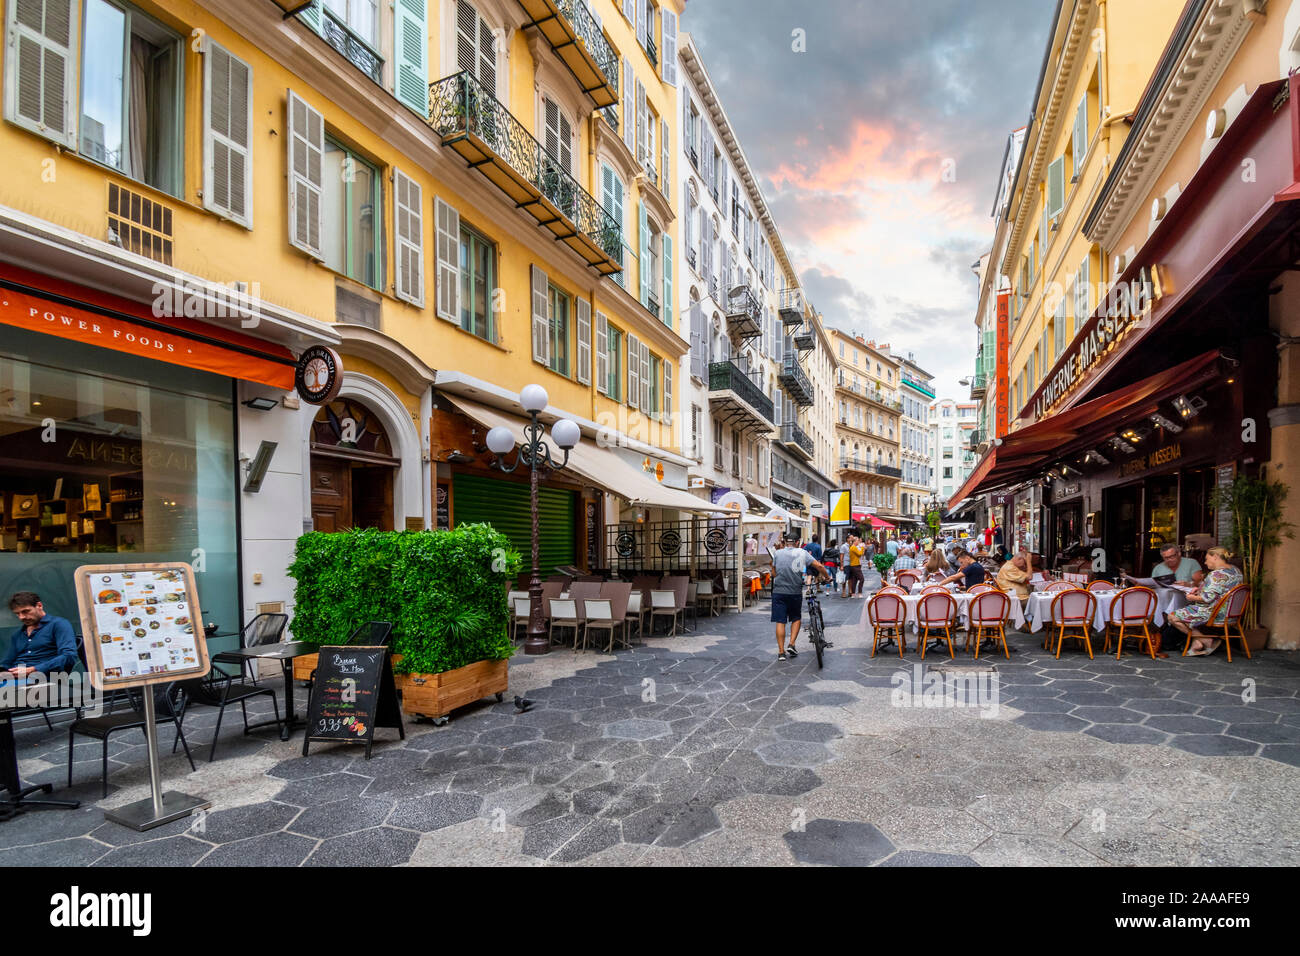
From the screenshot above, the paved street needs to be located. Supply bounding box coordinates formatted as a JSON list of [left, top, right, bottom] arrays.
[[4, 598, 1299, 866]]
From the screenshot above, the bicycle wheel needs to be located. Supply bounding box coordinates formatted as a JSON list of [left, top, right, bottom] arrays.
[[810, 605, 827, 669]]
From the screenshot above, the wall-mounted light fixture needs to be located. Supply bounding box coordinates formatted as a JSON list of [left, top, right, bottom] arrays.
[[243, 440, 278, 493], [242, 396, 278, 411]]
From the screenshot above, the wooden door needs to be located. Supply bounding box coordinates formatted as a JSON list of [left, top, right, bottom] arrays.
[[352, 465, 394, 531], [311, 456, 352, 532]]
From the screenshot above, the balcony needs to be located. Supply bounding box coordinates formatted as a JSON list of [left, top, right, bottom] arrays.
[[428, 72, 622, 276], [647, 291, 660, 322], [780, 422, 815, 461], [644, 34, 658, 69], [793, 328, 814, 354], [724, 284, 762, 345], [319, 6, 383, 85], [516, 0, 619, 108], [688, 146, 698, 170], [686, 247, 697, 272], [967, 428, 983, 449], [779, 287, 804, 326], [642, 160, 658, 190], [840, 458, 903, 479], [602, 106, 618, 133], [901, 376, 935, 399], [969, 372, 987, 399], [778, 354, 814, 407], [708, 361, 775, 433]]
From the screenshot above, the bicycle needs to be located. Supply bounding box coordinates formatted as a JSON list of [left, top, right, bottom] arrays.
[[804, 579, 832, 669]]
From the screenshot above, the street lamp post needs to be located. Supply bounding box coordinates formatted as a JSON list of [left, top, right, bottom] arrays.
[[485, 384, 581, 656]]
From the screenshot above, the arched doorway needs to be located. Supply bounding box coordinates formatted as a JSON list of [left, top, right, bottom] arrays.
[[309, 398, 398, 532]]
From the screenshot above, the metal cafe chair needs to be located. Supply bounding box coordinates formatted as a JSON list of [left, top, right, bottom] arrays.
[[176, 669, 282, 762], [624, 590, 649, 641], [650, 589, 685, 636], [917, 592, 958, 660], [895, 570, 922, 591], [1185, 584, 1252, 661], [1086, 579, 1117, 593], [1104, 586, 1158, 660], [211, 612, 288, 684], [68, 683, 196, 797], [965, 590, 1011, 659], [1049, 589, 1098, 659], [868, 592, 908, 658], [548, 598, 581, 646], [511, 597, 531, 642], [582, 600, 619, 653]]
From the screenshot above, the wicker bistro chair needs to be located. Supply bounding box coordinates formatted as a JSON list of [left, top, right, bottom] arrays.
[[1087, 580, 1117, 593], [1104, 586, 1158, 660], [869, 592, 908, 658], [1184, 584, 1252, 662], [1049, 589, 1098, 659], [649, 589, 686, 637], [581, 600, 619, 653], [917, 591, 959, 660], [895, 570, 922, 591], [965, 590, 1011, 659], [548, 598, 581, 646]]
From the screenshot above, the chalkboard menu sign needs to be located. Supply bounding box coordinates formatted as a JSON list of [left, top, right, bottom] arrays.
[[1215, 463, 1236, 545], [437, 483, 450, 529], [302, 645, 405, 758]]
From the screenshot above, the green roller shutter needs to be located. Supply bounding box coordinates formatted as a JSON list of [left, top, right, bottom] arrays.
[[452, 473, 575, 575]]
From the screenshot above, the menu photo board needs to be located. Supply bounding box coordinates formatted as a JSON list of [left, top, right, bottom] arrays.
[[74, 562, 210, 690]]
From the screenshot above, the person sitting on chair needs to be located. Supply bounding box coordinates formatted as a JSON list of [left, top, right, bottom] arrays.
[[940, 551, 989, 590], [1145, 544, 1204, 587], [2, 591, 79, 684]]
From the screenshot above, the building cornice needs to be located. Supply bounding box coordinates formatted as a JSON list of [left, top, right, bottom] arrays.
[[1083, 0, 1256, 247]]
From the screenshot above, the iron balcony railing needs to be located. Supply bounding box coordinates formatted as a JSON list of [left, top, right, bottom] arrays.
[[688, 146, 698, 170], [970, 372, 987, 398], [320, 7, 383, 84], [602, 105, 618, 132], [647, 292, 660, 321], [778, 354, 814, 406], [901, 376, 935, 398], [686, 247, 697, 271], [644, 34, 657, 67], [839, 457, 903, 479], [726, 284, 761, 326], [967, 428, 983, 448], [551, 0, 619, 94], [428, 71, 622, 268], [778, 287, 804, 325], [793, 328, 814, 353], [781, 422, 815, 458], [643, 160, 658, 189], [708, 361, 774, 422]]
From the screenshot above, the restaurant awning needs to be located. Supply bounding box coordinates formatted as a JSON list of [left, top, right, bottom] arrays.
[[866, 515, 895, 530], [967, 349, 1224, 495], [448, 397, 729, 514]]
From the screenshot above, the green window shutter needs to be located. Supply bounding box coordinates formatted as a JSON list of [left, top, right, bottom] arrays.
[[394, 0, 428, 113], [638, 202, 650, 306], [661, 233, 673, 329], [452, 474, 575, 577], [298, 0, 321, 33]]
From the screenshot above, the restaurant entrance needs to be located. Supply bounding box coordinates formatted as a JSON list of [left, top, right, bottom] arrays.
[[1104, 483, 1142, 576], [308, 398, 398, 533]]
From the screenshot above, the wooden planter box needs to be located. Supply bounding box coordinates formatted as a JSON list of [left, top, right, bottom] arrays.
[[292, 654, 318, 682], [394, 658, 509, 719]]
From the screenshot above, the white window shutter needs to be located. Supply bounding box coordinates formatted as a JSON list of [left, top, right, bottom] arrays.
[[638, 202, 651, 307], [576, 297, 592, 385], [393, 0, 427, 113], [393, 167, 424, 307], [640, 341, 651, 415], [286, 89, 323, 255], [636, 0, 644, 46], [663, 359, 673, 427], [203, 42, 254, 226], [661, 118, 670, 199], [531, 264, 550, 365], [1073, 95, 1088, 178], [622, 56, 634, 153], [623, 0, 634, 21], [661, 233, 673, 329], [5, 0, 77, 147], [595, 312, 609, 395], [662, 10, 677, 86], [627, 332, 640, 409], [435, 197, 461, 322], [635, 78, 646, 165], [1047, 155, 1065, 218]]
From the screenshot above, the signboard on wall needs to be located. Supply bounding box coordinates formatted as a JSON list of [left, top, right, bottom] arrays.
[[828, 489, 852, 528], [1215, 463, 1236, 544], [995, 291, 1010, 436]]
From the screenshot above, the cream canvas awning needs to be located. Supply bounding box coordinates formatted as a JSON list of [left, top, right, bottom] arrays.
[[450, 397, 728, 514]]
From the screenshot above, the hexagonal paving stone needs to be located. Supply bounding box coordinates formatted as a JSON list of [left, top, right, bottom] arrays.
[[1013, 713, 1092, 732], [602, 718, 672, 741], [289, 797, 393, 838], [1220, 723, 1294, 745], [198, 831, 317, 867], [1144, 715, 1229, 735], [387, 791, 484, 831], [774, 721, 843, 743], [797, 691, 858, 707], [1259, 744, 1300, 767], [879, 850, 978, 866], [307, 826, 420, 866], [1070, 706, 1146, 724], [1124, 697, 1199, 715], [475, 725, 543, 747], [755, 739, 833, 768], [1085, 724, 1171, 746], [784, 818, 895, 866], [1169, 735, 1259, 757]]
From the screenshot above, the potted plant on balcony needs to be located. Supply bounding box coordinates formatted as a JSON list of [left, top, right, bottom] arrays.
[[1213, 472, 1293, 649]]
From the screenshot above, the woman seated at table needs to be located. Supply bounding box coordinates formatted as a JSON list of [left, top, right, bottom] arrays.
[[923, 549, 948, 580], [996, 552, 1032, 600], [1166, 547, 1244, 656]]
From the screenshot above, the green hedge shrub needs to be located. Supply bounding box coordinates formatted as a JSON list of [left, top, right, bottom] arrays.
[[288, 526, 520, 675], [872, 552, 895, 575]]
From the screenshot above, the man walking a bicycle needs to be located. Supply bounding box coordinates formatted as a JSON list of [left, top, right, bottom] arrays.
[[771, 532, 831, 661]]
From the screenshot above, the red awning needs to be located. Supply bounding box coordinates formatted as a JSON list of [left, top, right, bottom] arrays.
[[0, 264, 296, 389], [868, 515, 895, 530], [969, 349, 1224, 495]]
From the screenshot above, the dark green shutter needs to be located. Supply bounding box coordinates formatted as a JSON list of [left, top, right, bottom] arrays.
[[452, 474, 575, 575]]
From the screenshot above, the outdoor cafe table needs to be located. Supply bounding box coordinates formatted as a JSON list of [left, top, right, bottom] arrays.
[[1023, 588, 1190, 633], [217, 641, 321, 739], [868, 590, 1027, 632]]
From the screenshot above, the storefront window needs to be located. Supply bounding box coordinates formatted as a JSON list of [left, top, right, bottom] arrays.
[[0, 326, 238, 637]]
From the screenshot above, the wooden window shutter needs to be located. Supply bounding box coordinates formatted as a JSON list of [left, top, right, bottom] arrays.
[[393, 167, 424, 307], [663, 359, 673, 427], [1072, 95, 1088, 179], [627, 332, 640, 409], [531, 264, 550, 365], [640, 341, 651, 415], [622, 55, 635, 153], [638, 201, 650, 306], [393, 0, 427, 113], [595, 311, 609, 395], [5, 0, 77, 147], [203, 42, 253, 226], [286, 89, 323, 255], [1046, 155, 1064, 219], [661, 117, 670, 199], [435, 197, 460, 322], [661, 9, 677, 85], [576, 297, 592, 385], [635, 78, 646, 165], [661, 233, 673, 329]]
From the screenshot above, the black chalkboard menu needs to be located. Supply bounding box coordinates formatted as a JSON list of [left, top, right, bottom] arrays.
[[302, 645, 405, 758]]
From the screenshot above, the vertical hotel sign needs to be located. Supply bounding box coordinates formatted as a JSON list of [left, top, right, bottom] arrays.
[[995, 291, 1010, 437]]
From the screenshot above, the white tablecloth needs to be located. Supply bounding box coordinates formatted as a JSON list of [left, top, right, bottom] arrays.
[[1024, 589, 1189, 633], [868, 593, 1026, 631]]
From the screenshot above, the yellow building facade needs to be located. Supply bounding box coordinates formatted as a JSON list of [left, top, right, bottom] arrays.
[[829, 328, 902, 519]]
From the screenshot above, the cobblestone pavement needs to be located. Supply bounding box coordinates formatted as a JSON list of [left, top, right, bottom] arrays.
[[3, 594, 1299, 866]]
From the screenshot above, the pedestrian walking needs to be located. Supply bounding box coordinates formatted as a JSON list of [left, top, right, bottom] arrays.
[[771, 532, 829, 661]]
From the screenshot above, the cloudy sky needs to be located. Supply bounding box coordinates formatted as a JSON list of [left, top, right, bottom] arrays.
[[687, 0, 1054, 402]]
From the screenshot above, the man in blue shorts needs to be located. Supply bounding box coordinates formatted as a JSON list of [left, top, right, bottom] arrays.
[[772, 533, 830, 661]]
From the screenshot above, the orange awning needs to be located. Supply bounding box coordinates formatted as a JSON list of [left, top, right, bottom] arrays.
[[0, 267, 296, 390]]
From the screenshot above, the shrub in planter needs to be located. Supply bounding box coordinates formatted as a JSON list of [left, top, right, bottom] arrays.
[[288, 526, 520, 676], [873, 552, 895, 576]]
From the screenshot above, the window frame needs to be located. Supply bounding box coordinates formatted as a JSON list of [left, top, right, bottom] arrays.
[[606, 322, 623, 402], [321, 135, 384, 289], [458, 219, 497, 342], [546, 282, 572, 377]]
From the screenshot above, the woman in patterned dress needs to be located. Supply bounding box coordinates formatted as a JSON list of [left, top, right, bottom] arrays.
[[1166, 547, 1244, 656]]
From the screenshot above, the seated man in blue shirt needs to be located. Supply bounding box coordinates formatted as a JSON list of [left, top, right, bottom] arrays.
[[3, 591, 80, 684]]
